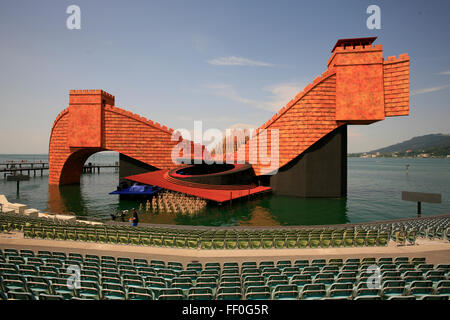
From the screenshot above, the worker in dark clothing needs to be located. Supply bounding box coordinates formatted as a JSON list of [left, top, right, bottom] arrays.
[[129, 208, 139, 227]]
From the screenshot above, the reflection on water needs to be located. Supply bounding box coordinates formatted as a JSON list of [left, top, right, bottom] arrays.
[[0, 155, 449, 227]]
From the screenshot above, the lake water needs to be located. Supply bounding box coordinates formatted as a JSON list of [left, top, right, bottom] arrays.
[[0, 153, 449, 226]]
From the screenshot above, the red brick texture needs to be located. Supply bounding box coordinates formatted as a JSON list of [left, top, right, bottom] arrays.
[[236, 41, 410, 175], [383, 54, 410, 117], [49, 90, 183, 185], [49, 39, 410, 184]]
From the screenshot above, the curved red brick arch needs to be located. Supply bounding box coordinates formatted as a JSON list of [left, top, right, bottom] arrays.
[[48, 90, 185, 185]]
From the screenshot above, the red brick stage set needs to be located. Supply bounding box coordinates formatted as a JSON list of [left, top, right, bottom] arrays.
[[49, 37, 410, 201]]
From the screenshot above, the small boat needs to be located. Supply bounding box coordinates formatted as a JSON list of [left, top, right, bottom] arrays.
[[109, 181, 162, 197]]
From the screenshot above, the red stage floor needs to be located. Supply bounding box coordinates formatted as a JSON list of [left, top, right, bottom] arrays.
[[126, 170, 272, 203]]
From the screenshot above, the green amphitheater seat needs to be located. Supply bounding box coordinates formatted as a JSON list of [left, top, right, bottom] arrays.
[[187, 292, 213, 300], [50, 284, 75, 299], [171, 281, 193, 294], [436, 264, 450, 272], [166, 262, 183, 272], [408, 280, 433, 289], [311, 259, 326, 266], [242, 267, 260, 276], [127, 292, 153, 300], [216, 292, 242, 300], [133, 258, 148, 267], [366, 237, 377, 246], [327, 259, 342, 267], [387, 295, 416, 300], [244, 292, 270, 300], [381, 287, 406, 299], [23, 227, 34, 239], [117, 257, 132, 265], [355, 288, 380, 299], [188, 287, 213, 297], [435, 287, 450, 296], [68, 252, 83, 260], [285, 237, 297, 248], [159, 288, 184, 298], [426, 274, 446, 284], [322, 265, 339, 274], [7, 291, 35, 300], [329, 289, 353, 299], [105, 232, 118, 244], [127, 233, 140, 246], [78, 287, 100, 300], [409, 287, 434, 297], [411, 257, 426, 265], [302, 266, 320, 276], [199, 238, 212, 249], [420, 295, 448, 300], [282, 268, 300, 279], [242, 261, 257, 269], [272, 237, 284, 249], [179, 270, 198, 282], [302, 283, 326, 292], [186, 263, 202, 273], [52, 252, 67, 260], [394, 257, 409, 264], [223, 238, 236, 249], [436, 280, 450, 289], [329, 283, 353, 292], [244, 274, 264, 282], [150, 260, 166, 269], [223, 262, 238, 269], [34, 228, 45, 239], [378, 257, 393, 264], [300, 289, 327, 300], [354, 295, 382, 300], [417, 264, 434, 273], [163, 236, 175, 247], [138, 233, 151, 246], [246, 238, 259, 249], [158, 293, 184, 300], [261, 238, 273, 249], [297, 237, 309, 248], [330, 234, 343, 247], [216, 286, 241, 297], [19, 265, 38, 277], [38, 293, 64, 300], [19, 249, 34, 257], [259, 261, 275, 269], [210, 238, 224, 249], [9, 256, 25, 265], [272, 288, 299, 300], [27, 281, 51, 296], [355, 236, 365, 247], [2, 279, 27, 292], [308, 237, 319, 248], [404, 276, 425, 285], [383, 280, 406, 288], [184, 237, 197, 249], [376, 234, 389, 246], [102, 289, 126, 300], [103, 283, 124, 292]]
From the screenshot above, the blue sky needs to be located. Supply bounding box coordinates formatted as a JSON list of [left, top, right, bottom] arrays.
[[0, 0, 449, 153]]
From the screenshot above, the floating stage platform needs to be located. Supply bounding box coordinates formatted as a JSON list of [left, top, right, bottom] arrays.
[[126, 164, 272, 203], [109, 183, 162, 197]]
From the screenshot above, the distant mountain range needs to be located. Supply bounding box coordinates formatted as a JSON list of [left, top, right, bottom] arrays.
[[350, 133, 450, 157]]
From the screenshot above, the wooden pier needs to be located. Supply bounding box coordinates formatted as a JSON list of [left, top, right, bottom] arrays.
[[0, 161, 119, 179]]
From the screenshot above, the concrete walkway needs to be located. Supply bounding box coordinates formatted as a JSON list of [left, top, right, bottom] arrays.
[[1, 231, 449, 266]]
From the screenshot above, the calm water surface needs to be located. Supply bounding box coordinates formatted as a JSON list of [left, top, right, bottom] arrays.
[[0, 153, 449, 226]]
